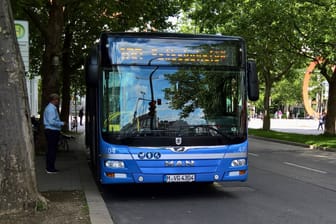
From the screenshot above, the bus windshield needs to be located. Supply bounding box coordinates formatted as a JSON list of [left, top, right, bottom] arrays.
[[101, 66, 247, 145]]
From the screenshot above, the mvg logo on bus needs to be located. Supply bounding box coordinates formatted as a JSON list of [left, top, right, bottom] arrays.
[[138, 152, 161, 160], [164, 160, 195, 167]]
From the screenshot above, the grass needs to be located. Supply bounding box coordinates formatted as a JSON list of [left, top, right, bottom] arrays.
[[248, 128, 336, 151]]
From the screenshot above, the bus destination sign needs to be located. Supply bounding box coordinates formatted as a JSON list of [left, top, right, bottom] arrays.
[[105, 37, 241, 66]]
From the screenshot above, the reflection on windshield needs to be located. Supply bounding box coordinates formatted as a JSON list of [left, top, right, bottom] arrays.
[[101, 66, 245, 139]]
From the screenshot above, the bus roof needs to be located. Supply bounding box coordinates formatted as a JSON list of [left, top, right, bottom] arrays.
[[100, 32, 245, 42]]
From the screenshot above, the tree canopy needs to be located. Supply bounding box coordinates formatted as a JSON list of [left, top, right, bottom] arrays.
[[183, 0, 336, 133], [10, 0, 336, 134], [12, 0, 189, 114], [11, 0, 192, 152]]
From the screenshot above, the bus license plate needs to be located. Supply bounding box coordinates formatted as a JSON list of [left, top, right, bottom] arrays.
[[165, 174, 195, 183]]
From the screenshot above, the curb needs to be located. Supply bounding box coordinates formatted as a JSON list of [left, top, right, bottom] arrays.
[[71, 131, 114, 224], [77, 152, 114, 224], [249, 135, 336, 152]]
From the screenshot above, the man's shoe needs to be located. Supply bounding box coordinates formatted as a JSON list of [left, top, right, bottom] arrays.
[[45, 169, 59, 174]]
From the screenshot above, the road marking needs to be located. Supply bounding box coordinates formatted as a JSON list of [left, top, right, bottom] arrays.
[[284, 162, 327, 174], [248, 153, 259, 157], [312, 155, 329, 158], [214, 183, 255, 192]]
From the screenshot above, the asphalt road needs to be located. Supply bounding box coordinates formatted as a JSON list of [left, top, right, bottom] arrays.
[[101, 138, 336, 224]]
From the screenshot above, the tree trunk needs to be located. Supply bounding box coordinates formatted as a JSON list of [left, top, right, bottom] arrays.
[[0, 0, 46, 215], [36, 1, 65, 152], [325, 74, 336, 135], [263, 72, 271, 130], [41, 1, 64, 109], [60, 24, 72, 132], [60, 63, 71, 132]]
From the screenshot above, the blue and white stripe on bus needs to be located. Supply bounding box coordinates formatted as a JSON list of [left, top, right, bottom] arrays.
[[101, 152, 247, 160]]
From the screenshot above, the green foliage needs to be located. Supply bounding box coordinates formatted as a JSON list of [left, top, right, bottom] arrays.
[[11, 0, 336, 133], [11, 0, 190, 101], [35, 199, 47, 211], [272, 69, 303, 107], [292, 1, 336, 61], [182, 0, 336, 132], [182, 0, 305, 130]]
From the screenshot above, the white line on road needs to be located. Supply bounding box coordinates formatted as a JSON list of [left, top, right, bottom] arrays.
[[248, 153, 259, 157], [284, 162, 328, 174]]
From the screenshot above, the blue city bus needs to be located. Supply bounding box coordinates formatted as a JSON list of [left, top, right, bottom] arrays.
[[85, 32, 259, 184]]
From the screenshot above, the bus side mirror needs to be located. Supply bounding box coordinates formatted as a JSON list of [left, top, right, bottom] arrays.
[[247, 60, 259, 101], [85, 45, 99, 87]]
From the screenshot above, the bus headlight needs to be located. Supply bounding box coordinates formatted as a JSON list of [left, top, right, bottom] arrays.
[[105, 160, 125, 168], [231, 159, 246, 167]]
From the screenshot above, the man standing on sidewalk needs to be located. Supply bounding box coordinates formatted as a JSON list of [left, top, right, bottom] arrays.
[[43, 93, 65, 174], [79, 107, 84, 126]]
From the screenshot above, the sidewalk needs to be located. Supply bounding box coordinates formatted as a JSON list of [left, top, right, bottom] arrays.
[[248, 118, 323, 135], [35, 126, 114, 224]]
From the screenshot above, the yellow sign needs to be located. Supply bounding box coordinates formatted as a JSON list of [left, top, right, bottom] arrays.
[[120, 47, 226, 64]]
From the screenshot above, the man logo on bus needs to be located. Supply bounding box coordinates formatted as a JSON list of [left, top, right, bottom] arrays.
[[172, 147, 187, 152], [175, 137, 182, 145]]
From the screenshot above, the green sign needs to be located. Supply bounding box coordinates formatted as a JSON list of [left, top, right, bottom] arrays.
[[14, 20, 29, 72], [14, 20, 28, 41], [15, 23, 25, 39]]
